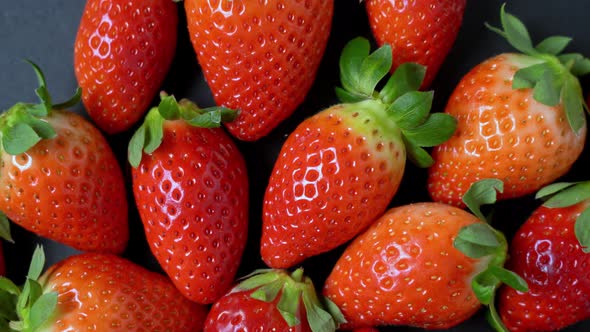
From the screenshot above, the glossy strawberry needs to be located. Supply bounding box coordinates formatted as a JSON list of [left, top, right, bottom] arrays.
[[0, 246, 207, 331], [428, 6, 588, 207], [74, 0, 177, 134], [129, 94, 248, 304], [184, 0, 334, 141], [0, 63, 128, 253], [204, 269, 345, 332], [324, 180, 526, 329], [365, 0, 466, 88], [499, 182, 590, 331], [262, 37, 456, 268]]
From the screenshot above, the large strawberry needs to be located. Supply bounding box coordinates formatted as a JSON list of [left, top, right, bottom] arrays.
[[74, 0, 178, 134], [204, 269, 345, 331], [0, 62, 128, 253], [323, 179, 527, 329], [365, 0, 466, 88], [261, 37, 457, 268], [428, 5, 589, 207], [184, 0, 334, 141], [499, 182, 590, 331], [128, 94, 248, 304], [0, 246, 207, 331]]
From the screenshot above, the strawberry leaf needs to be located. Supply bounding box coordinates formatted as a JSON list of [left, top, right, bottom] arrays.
[[235, 271, 280, 292], [455, 223, 502, 259], [535, 36, 572, 55], [462, 179, 504, 222], [0, 213, 13, 243], [250, 280, 282, 303], [485, 294, 510, 332], [335, 87, 367, 104], [158, 94, 180, 120], [187, 107, 237, 127], [487, 4, 537, 56], [339, 37, 371, 97], [533, 69, 562, 106], [302, 291, 337, 332], [128, 125, 147, 168], [536, 182, 579, 199], [29, 292, 57, 331], [402, 113, 457, 147], [402, 137, 433, 168], [27, 245, 45, 281], [512, 62, 549, 89], [542, 182, 590, 208], [0, 278, 19, 296], [52, 87, 82, 110], [277, 283, 301, 327], [24, 60, 52, 116], [0, 291, 17, 320], [143, 110, 165, 155], [559, 53, 590, 76], [321, 297, 346, 325], [575, 207, 590, 253], [472, 269, 499, 304], [488, 266, 528, 292], [562, 74, 586, 134], [388, 91, 433, 129], [357, 44, 392, 96], [2, 123, 41, 156], [380, 63, 425, 104]]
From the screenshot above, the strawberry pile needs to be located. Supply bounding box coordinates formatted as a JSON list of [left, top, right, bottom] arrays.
[[1, 1, 590, 331]]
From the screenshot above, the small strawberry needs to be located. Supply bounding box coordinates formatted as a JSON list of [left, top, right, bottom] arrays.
[[128, 94, 248, 304], [499, 182, 590, 331], [184, 0, 334, 141], [428, 5, 589, 207], [323, 180, 527, 329], [204, 269, 345, 331], [365, 0, 466, 88], [0, 246, 207, 331], [0, 62, 128, 253], [74, 0, 178, 134], [262, 37, 456, 268]]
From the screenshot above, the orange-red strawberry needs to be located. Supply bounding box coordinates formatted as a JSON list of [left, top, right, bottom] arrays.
[[0, 62, 128, 253], [428, 5, 588, 207], [74, 0, 178, 134], [365, 0, 466, 88], [499, 182, 590, 331], [184, 0, 334, 141], [129, 94, 248, 304], [0, 246, 207, 331], [262, 37, 456, 268], [323, 180, 526, 329], [204, 269, 345, 331]]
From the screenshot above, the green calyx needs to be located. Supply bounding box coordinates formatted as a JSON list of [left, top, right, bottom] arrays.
[[0, 245, 58, 332], [454, 179, 528, 332], [233, 268, 346, 332], [127, 92, 237, 168], [536, 181, 590, 253], [336, 37, 457, 168], [0, 60, 81, 156], [487, 4, 590, 134]]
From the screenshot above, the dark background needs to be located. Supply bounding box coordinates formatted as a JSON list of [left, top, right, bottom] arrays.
[[1, 1, 589, 331]]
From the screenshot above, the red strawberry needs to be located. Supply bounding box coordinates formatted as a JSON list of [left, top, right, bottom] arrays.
[[0, 62, 128, 253], [499, 182, 590, 331], [74, 0, 178, 134], [428, 5, 588, 207], [323, 180, 526, 329], [129, 94, 248, 304], [365, 0, 466, 88], [204, 269, 345, 331], [0, 246, 207, 331], [261, 37, 456, 268], [184, 0, 334, 141]]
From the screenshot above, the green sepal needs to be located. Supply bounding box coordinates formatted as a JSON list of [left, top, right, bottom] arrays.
[[535, 36, 572, 55], [485, 293, 510, 332], [301, 287, 337, 332], [0, 212, 13, 243], [356, 44, 392, 96], [27, 246, 45, 280], [541, 181, 590, 208], [0, 278, 20, 296], [29, 292, 57, 332], [535, 181, 579, 199], [455, 223, 502, 259], [402, 136, 433, 168], [250, 279, 283, 303], [532, 69, 562, 107], [1, 123, 41, 156], [128, 125, 147, 169], [158, 94, 180, 120], [575, 207, 590, 253], [388, 91, 433, 130], [402, 113, 457, 147], [52, 88, 82, 110], [473, 266, 527, 305], [486, 4, 537, 56], [0, 291, 18, 321], [512, 62, 549, 89], [185, 107, 237, 128], [334, 87, 367, 104], [462, 179, 504, 222], [143, 110, 165, 155], [562, 74, 586, 134], [338, 37, 372, 99], [235, 271, 280, 292], [380, 63, 426, 104], [277, 283, 301, 327], [23, 60, 52, 116], [321, 297, 347, 325]]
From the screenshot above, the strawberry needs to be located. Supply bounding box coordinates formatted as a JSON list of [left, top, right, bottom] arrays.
[[499, 182, 590, 331], [323, 180, 527, 329], [0, 246, 207, 331], [184, 0, 334, 141], [74, 0, 178, 134], [428, 5, 589, 207], [261, 37, 456, 268], [0, 62, 128, 254], [204, 269, 345, 331], [128, 94, 248, 304], [365, 0, 466, 88]]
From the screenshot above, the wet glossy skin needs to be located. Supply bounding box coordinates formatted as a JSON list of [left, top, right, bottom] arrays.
[[499, 202, 590, 331], [185, 0, 334, 141]]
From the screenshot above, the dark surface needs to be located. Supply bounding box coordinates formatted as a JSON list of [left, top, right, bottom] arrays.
[[1, 1, 589, 331]]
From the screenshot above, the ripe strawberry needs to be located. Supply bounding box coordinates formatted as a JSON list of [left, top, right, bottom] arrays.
[[0, 62, 128, 253], [262, 37, 456, 268], [74, 0, 178, 134], [184, 0, 334, 141], [428, 5, 589, 207], [204, 269, 345, 331], [129, 94, 248, 304], [0, 246, 207, 331], [499, 182, 590, 331], [365, 0, 466, 88], [323, 180, 527, 329]]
